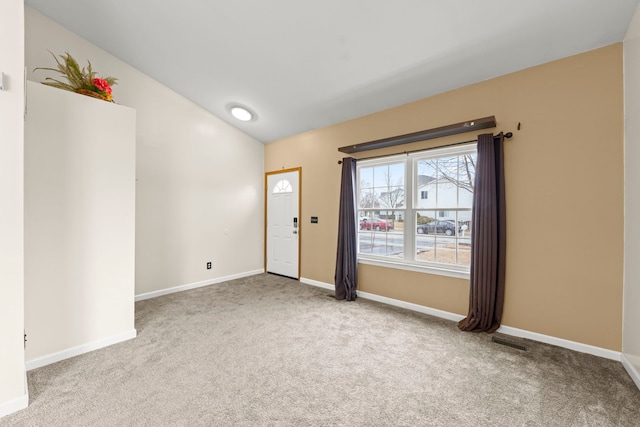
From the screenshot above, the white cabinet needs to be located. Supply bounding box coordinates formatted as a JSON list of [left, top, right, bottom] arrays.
[[24, 81, 137, 367]]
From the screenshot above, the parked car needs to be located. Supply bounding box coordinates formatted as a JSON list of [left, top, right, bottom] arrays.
[[359, 217, 394, 231], [416, 220, 460, 236]]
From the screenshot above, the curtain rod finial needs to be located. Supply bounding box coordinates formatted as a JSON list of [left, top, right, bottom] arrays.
[[504, 132, 513, 138], [338, 160, 343, 165]]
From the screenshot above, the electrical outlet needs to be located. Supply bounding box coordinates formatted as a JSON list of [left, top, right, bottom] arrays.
[[207, 261, 212, 269]]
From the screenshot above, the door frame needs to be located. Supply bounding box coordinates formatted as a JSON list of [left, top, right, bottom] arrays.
[[264, 167, 302, 279]]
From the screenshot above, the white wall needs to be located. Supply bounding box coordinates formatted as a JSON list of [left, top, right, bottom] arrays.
[[24, 82, 137, 365], [0, 0, 27, 418], [25, 8, 265, 296], [624, 3, 640, 388]]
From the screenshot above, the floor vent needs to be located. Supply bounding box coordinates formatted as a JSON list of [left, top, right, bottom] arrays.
[[492, 337, 528, 351]]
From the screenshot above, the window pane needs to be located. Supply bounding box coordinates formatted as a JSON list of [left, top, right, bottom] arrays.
[[388, 163, 405, 186], [435, 236, 457, 264], [360, 167, 373, 189], [457, 238, 471, 266], [416, 210, 436, 232], [417, 159, 437, 179], [415, 210, 471, 266], [358, 210, 404, 258], [459, 210, 472, 238], [437, 182, 457, 208], [273, 179, 292, 194], [416, 235, 435, 262], [436, 211, 456, 226], [372, 165, 388, 188], [380, 185, 404, 208], [359, 188, 376, 208], [458, 153, 476, 209], [436, 156, 458, 184], [416, 211, 435, 260], [361, 163, 405, 212], [416, 160, 437, 209]]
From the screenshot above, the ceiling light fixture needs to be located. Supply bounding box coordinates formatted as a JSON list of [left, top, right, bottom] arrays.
[[227, 104, 256, 122]]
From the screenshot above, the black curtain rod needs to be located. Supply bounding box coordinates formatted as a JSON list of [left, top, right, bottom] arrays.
[[337, 132, 512, 164]]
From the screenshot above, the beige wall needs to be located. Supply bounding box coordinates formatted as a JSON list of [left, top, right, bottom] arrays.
[[0, 0, 26, 415], [26, 8, 265, 296], [624, 4, 640, 381], [266, 44, 624, 351]]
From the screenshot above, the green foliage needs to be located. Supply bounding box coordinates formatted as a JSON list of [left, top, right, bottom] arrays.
[[416, 213, 435, 225]]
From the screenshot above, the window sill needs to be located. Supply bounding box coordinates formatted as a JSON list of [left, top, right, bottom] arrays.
[[358, 257, 470, 280]]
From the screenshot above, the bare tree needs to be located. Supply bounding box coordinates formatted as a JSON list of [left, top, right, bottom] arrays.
[[359, 179, 379, 208], [379, 171, 404, 209], [419, 154, 476, 193]]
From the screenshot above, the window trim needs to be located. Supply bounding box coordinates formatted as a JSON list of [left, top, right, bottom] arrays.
[[356, 144, 476, 279], [358, 256, 471, 279]]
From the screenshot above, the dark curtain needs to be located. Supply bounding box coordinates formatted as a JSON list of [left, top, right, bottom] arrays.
[[335, 157, 358, 301], [458, 133, 506, 333]]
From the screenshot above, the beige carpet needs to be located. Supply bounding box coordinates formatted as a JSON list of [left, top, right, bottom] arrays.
[[3, 273, 639, 426]]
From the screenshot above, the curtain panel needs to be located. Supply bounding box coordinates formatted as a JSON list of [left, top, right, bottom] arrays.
[[458, 133, 506, 333], [335, 157, 358, 301]]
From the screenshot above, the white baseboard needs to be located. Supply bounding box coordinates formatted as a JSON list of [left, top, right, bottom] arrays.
[[0, 392, 28, 419], [300, 277, 335, 291], [496, 325, 620, 361], [301, 277, 465, 323], [621, 353, 640, 390], [25, 329, 137, 371], [135, 269, 265, 302], [300, 277, 621, 361], [0, 372, 29, 418], [357, 290, 466, 323], [24, 370, 28, 409]]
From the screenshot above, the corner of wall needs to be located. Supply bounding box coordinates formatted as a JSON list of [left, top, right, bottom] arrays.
[[621, 354, 640, 391], [0, 370, 28, 418], [0, 0, 27, 417]]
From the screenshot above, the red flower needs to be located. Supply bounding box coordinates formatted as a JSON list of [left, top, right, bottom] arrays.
[[93, 78, 112, 94]]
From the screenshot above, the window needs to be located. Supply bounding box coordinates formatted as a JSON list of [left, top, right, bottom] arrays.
[[273, 179, 293, 193], [356, 144, 476, 277], [357, 161, 405, 258]]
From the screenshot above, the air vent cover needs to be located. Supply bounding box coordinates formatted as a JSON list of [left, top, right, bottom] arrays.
[[492, 337, 528, 351]]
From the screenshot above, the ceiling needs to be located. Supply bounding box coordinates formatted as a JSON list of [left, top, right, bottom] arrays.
[[24, 0, 640, 143]]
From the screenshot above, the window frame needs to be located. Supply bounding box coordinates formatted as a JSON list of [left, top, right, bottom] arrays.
[[356, 144, 476, 279]]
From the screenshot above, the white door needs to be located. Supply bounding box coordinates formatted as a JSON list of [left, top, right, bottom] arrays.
[[266, 170, 300, 278]]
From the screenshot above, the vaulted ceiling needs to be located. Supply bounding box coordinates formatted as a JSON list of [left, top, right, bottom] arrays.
[[25, 0, 640, 142]]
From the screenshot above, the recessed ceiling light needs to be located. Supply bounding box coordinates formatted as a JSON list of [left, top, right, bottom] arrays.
[[227, 104, 257, 122], [231, 106, 252, 121]]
